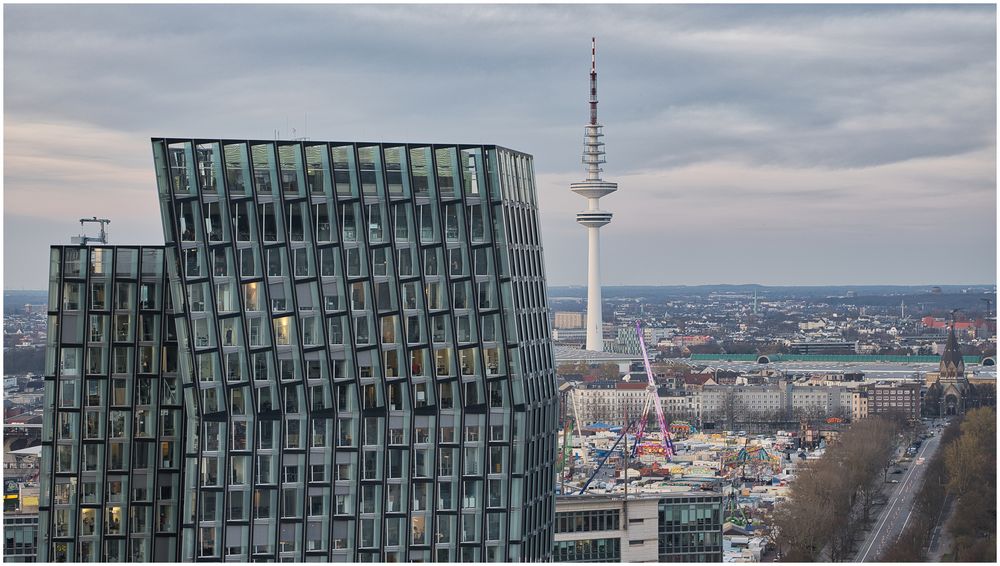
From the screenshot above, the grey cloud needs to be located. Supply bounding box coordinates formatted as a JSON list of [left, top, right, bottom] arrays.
[[3, 4, 995, 288]]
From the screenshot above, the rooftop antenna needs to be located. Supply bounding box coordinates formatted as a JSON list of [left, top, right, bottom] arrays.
[[590, 37, 598, 127], [71, 217, 111, 245]]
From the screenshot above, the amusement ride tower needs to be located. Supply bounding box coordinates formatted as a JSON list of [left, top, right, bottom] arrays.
[[572, 37, 617, 352]]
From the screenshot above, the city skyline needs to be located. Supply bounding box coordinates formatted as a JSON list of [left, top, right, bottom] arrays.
[[4, 4, 997, 289]]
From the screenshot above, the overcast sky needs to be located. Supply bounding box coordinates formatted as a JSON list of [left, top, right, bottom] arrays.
[[4, 4, 996, 289]]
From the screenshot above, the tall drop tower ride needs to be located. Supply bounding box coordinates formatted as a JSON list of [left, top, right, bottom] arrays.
[[572, 37, 617, 352]]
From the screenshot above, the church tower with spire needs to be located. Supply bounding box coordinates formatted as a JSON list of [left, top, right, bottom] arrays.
[[939, 320, 967, 382], [930, 315, 977, 416]]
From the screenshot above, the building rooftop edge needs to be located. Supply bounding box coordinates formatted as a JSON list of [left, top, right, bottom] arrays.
[[556, 491, 720, 502], [149, 137, 534, 159]]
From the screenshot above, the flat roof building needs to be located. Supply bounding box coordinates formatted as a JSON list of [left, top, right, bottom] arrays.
[[4, 512, 39, 562], [553, 492, 723, 562], [554, 312, 586, 330]]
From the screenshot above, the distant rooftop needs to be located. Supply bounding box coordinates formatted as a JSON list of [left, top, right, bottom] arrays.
[[553, 345, 642, 364], [556, 490, 719, 503], [690, 353, 985, 365]]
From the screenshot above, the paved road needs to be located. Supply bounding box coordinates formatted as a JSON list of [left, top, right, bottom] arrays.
[[855, 430, 944, 562]]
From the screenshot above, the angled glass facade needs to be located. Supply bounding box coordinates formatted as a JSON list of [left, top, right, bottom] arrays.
[[39, 139, 558, 562], [38, 246, 183, 562]]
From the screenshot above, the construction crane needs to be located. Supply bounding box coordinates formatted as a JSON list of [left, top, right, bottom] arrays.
[[71, 217, 111, 245]]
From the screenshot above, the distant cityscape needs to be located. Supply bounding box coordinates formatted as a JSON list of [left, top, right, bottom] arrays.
[[5, 281, 996, 561]]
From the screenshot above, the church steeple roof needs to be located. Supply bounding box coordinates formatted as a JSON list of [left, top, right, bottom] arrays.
[[939, 318, 966, 379]]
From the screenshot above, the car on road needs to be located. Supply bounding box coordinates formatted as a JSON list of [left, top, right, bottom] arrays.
[[889, 479, 900, 483], [891, 469, 902, 474]]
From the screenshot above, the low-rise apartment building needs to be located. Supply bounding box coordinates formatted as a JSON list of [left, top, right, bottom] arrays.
[[567, 378, 922, 429], [572, 381, 650, 426], [862, 381, 921, 420]]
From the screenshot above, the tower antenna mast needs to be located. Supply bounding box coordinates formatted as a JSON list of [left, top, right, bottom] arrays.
[[590, 37, 598, 127], [572, 37, 618, 351]]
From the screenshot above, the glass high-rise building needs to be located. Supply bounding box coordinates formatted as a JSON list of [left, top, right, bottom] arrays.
[[38, 245, 182, 562], [39, 139, 558, 562]]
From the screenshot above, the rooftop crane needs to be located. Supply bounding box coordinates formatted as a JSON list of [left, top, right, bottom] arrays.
[[71, 217, 111, 245]]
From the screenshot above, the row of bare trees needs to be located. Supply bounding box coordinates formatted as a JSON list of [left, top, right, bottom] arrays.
[[942, 408, 996, 561], [704, 389, 850, 431], [770, 417, 899, 561]]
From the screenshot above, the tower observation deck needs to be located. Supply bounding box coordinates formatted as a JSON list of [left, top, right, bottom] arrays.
[[571, 37, 617, 352]]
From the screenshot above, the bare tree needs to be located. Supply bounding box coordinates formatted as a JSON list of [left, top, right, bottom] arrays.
[[721, 387, 750, 430], [774, 417, 900, 561]]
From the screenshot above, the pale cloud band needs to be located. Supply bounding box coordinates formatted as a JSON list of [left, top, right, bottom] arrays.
[[3, 4, 996, 288]]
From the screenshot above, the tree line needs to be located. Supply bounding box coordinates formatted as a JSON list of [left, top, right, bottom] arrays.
[[3, 345, 45, 375], [770, 417, 900, 561], [881, 408, 995, 562], [942, 408, 996, 561]]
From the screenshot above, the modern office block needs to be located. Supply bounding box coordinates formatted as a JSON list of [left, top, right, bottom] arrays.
[[39, 139, 558, 562], [4, 512, 40, 562], [38, 246, 184, 562], [657, 494, 724, 562], [552, 493, 723, 563]]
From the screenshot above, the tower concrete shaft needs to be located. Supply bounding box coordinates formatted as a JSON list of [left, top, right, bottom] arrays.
[[571, 37, 617, 351]]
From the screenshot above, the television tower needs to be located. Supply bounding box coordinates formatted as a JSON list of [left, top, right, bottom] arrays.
[[572, 37, 618, 352]]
